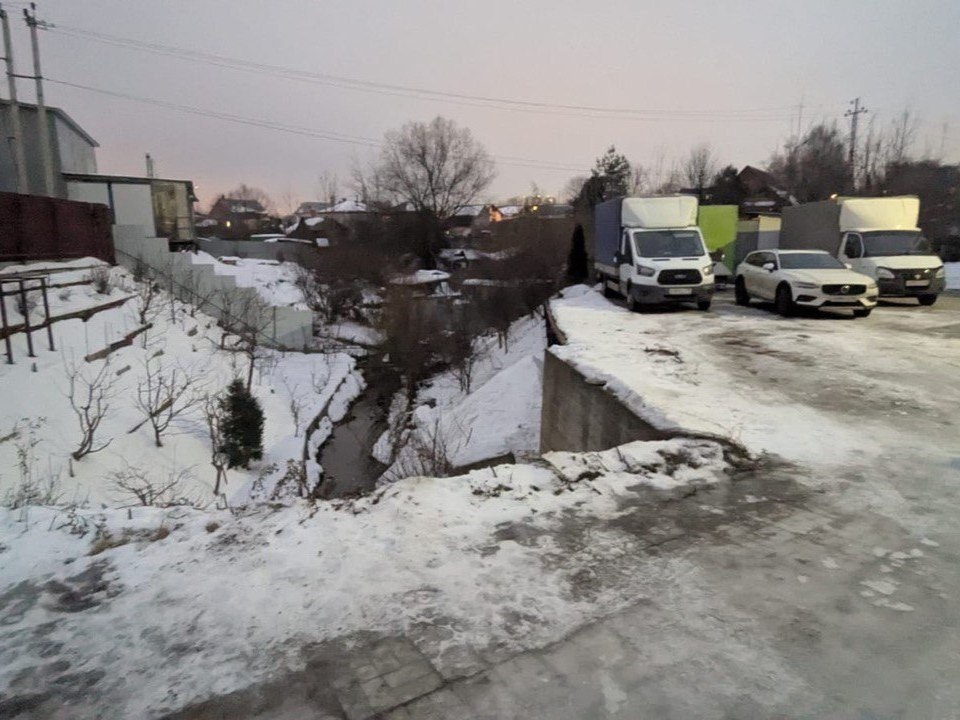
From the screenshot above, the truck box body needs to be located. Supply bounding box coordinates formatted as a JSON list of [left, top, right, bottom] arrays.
[[780, 195, 942, 301], [593, 196, 700, 266], [593, 195, 714, 310], [781, 196, 922, 252], [838, 196, 919, 232]]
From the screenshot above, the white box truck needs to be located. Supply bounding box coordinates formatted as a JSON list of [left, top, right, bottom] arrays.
[[780, 196, 945, 305], [593, 195, 715, 311]]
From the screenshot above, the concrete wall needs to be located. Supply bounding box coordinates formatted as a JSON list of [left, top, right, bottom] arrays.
[[54, 114, 97, 175], [113, 225, 314, 349], [540, 348, 667, 453], [196, 236, 308, 262]]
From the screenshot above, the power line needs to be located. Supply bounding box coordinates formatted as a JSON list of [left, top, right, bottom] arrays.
[[48, 23, 818, 123], [46, 77, 592, 173]]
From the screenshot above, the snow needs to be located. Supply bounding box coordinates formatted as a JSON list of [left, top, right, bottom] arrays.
[[0, 261, 359, 506], [321, 199, 368, 213], [944, 262, 960, 290], [190, 251, 307, 308], [380, 314, 546, 475], [389, 269, 451, 285], [548, 285, 957, 470], [0, 435, 730, 718]]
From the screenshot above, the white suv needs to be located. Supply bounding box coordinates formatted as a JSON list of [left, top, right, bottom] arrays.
[[735, 249, 879, 318]]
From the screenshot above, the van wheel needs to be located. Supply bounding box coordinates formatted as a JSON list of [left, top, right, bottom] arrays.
[[697, 299, 712, 311], [626, 283, 638, 312], [602, 280, 615, 298], [918, 294, 938, 306], [853, 308, 872, 318], [775, 283, 795, 317], [734, 277, 750, 306]]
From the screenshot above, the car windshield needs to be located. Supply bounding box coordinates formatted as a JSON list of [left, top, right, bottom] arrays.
[[634, 230, 704, 258], [778, 253, 845, 270], [862, 231, 931, 257]]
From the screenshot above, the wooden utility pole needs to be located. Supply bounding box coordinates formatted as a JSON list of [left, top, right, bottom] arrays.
[[845, 97, 868, 189], [0, 2, 28, 193], [23, 2, 54, 196]]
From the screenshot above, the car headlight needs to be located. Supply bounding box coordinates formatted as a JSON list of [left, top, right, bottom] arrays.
[[701, 264, 714, 276], [794, 281, 818, 289], [867, 281, 878, 289], [876, 267, 895, 279], [636, 264, 656, 277], [935, 266, 945, 278]]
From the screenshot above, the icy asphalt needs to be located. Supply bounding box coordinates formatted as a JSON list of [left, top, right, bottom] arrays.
[[157, 292, 960, 720]]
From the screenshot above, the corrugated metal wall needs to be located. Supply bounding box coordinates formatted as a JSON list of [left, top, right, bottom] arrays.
[[0, 191, 115, 264]]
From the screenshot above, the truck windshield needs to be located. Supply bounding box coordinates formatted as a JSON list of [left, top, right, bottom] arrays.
[[779, 253, 845, 269], [862, 231, 931, 257], [633, 230, 704, 258]]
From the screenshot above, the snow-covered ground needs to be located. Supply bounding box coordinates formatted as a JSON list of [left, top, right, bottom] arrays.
[[0, 261, 359, 506], [549, 285, 960, 472], [378, 314, 546, 476], [190, 251, 307, 308], [944, 261, 960, 290], [0, 437, 729, 718]]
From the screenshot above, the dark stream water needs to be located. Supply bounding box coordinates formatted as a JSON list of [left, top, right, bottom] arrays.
[[317, 356, 401, 498]]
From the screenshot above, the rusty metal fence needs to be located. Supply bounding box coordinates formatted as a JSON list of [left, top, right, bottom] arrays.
[[0, 191, 115, 265]]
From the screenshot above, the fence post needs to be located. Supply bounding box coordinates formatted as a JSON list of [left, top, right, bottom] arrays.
[[0, 283, 13, 363], [39, 277, 54, 351], [18, 279, 35, 357]]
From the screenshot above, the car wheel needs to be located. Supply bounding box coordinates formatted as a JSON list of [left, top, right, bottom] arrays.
[[696, 299, 711, 311], [853, 308, 872, 318], [775, 283, 795, 317], [917, 294, 938, 306], [734, 277, 750, 306]]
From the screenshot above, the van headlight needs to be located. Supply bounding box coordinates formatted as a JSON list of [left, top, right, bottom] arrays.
[[935, 266, 945, 278], [636, 264, 656, 277], [701, 264, 714, 276], [876, 267, 895, 279]]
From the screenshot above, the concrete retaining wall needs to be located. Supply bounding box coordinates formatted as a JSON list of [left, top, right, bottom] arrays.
[[539, 348, 667, 453], [112, 225, 314, 349]]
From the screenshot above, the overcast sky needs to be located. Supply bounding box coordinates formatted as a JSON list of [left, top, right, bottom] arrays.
[[6, 0, 959, 209]]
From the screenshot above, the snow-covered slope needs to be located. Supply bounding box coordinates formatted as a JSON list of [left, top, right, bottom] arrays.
[[0, 261, 358, 506]]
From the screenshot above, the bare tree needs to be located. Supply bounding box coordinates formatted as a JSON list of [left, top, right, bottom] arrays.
[[218, 288, 274, 390], [64, 356, 117, 461], [561, 175, 588, 204], [887, 109, 919, 166], [282, 377, 305, 436], [220, 184, 275, 215], [277, 186, 301, 217], [377, 116, 496, 220], [631, 163, 650, 195], [318, 170, 340, 205], [132, 358, 204, 447], [683, 144, 718, 194], [110, 465, 196, 507], [134, 274, 162, 327], [202, 394, 229, 495], [349, 160, 391, 210]]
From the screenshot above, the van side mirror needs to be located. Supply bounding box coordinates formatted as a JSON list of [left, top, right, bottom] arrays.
[[762, 262, 775, 271]]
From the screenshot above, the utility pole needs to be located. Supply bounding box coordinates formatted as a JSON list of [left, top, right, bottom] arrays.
[[24, 2, 54, 196], [844, 97, 868, 189], [0, 2, 28, 193]]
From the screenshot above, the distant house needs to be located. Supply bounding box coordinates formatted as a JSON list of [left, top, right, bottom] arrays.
[[0, 99, 98, 197], [207, 195, 275, 239], [470, 205, 505, 234], [318, 199, 376, 233], [285, 216, 349, 247], [295, 200, 333, 217]]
